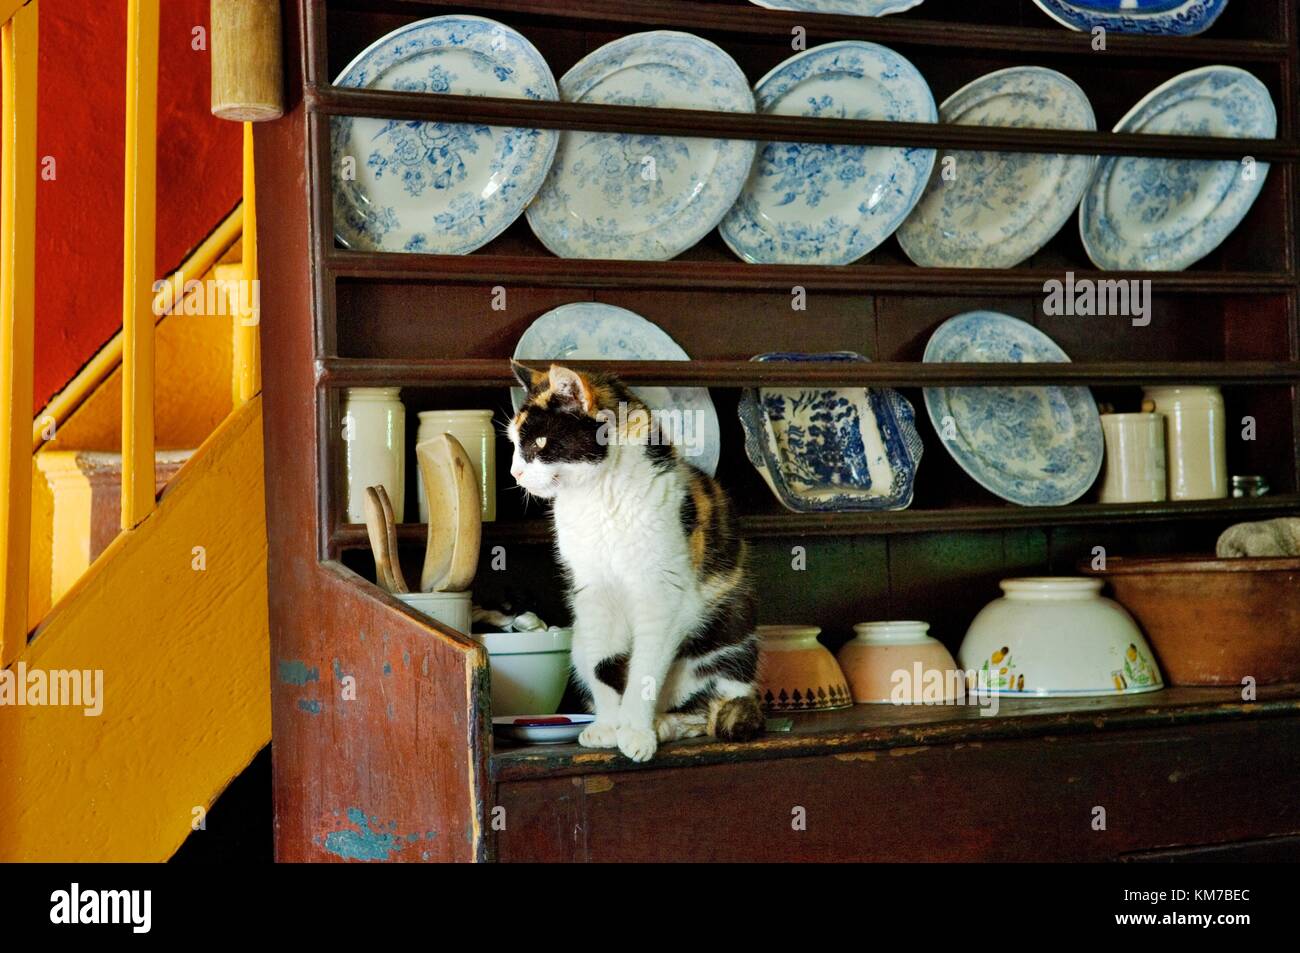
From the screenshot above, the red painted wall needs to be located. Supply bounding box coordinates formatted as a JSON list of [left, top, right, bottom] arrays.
[[33, 0, 243, 410]]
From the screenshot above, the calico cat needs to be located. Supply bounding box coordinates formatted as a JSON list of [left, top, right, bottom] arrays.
[[508, 361, 764, 762]]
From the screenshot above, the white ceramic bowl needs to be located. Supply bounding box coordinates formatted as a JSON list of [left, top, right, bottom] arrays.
[[477, 628, 573, 717], [957, 577, 1163, 697]]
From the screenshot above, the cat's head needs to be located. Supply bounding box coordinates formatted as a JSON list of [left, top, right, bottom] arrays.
[[507, 362, 629, 499]]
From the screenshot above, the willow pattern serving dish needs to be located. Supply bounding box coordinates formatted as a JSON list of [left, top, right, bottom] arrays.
[[958, 578, 1163, 697], [1032, 0, 1229, 35], [720, 41, 936, 265], [923, 311, 1103, 507], [512, 303, 721, 476], [897, 67, 1096, 269], [526, 31, 755, 260], [738, 352, 923, 512], [1080, 65, 1276, 272], [331, 16, 559, 254]]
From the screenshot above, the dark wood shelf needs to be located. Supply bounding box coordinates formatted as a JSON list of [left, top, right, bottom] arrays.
[[318, 357, 1300, 388], [333, 494, 1300, 549], [329, 0, 1292, 64], [328, 250, 1298, 294], [307, 86, 1299, 161], [490, 683, 1300, 781]]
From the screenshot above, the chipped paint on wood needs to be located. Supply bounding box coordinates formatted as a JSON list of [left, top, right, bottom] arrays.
[[323, 807, 400, 862], [298, 698, 321, 715], [583, 776, 614, 794], [278, 659, 318, 685]]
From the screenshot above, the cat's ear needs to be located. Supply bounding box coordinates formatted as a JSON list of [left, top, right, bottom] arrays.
[[511, 359, 546, 394], [548, 364, 596, 414]]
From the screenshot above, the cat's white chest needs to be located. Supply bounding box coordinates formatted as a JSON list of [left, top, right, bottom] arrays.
[[553, 480, 687, 588]]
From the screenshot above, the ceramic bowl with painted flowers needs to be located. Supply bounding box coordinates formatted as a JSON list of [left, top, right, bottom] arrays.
[[957, 577, 1163, 697], [737, 352, 923, 512]]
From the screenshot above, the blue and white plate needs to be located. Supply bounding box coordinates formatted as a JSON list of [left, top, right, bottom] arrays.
[[923, 312, 1103, 507], [747, 0, 924, 14], [720, 42, 936, 265], [737, 353, 923, 512], [897, 67, 1096, 269], [525, 32, 756, 260], [512, 303, 721, 475], [1032, 0, 1229, 36], [1080, 66, 1275, 272], [331, 16, 559, 254]]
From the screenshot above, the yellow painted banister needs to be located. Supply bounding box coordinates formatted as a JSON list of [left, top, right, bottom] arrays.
[[121, 0, 160, 530], [32, 204, 243, 453], [235, 122, 260, 406], [0, 0, 38, 664]]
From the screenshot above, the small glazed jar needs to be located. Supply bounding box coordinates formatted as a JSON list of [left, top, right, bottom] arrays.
[[343, 387, 405, 524], [837, 621, 959, 704], [416, 410, 496, 523], [1142, 385, 1227, 501], [1098, 412, 1167, 504]]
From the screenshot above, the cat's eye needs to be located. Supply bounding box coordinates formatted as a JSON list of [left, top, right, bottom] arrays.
[[535, 436, 548, 449]]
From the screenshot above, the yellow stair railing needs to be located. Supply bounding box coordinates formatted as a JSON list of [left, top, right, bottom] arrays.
[[2, 0, 261, 659], [0, 0, 38, 665]]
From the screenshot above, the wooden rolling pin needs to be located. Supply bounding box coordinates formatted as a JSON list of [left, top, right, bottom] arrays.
[[211, 0, 284, 121]]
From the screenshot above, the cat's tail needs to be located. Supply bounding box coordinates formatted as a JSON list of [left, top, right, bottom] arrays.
[[707, 693, 765, 742]]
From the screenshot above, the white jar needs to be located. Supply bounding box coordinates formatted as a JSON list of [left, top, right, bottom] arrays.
[[1099, 412, 1167, 503], [416, 410, 496, 523], [1142, 386, 1227, 500], [343, 387, 405, 524]]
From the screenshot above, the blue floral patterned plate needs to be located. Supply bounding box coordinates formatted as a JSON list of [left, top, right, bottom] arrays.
[[1032, 0, 1229, 35], [923, 312, 1102, 507], [737, 353, 923, 512], [525, 32, 756, 261], [331, 16, 559, 254], [747, 0, 924, 14], [897, 67, 1096, 269], [512, 303, 721, 476], [720, 42, 936, 265], [1080, 66, 1275, 272]]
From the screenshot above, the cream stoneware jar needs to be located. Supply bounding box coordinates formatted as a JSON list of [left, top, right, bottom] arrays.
[[957, 577, 1163, 697], [1142, 385, 1227, 501], [1099, 412, 1166, 503], [343, 387, 405, 523], [416, 409, 497, 522], [837, 621, 959, 704]]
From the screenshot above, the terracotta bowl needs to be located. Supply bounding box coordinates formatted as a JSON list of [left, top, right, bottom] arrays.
[[838, 621, 961, 704], [1082, 555, 1300, 685], [756, 625, 853, 712]]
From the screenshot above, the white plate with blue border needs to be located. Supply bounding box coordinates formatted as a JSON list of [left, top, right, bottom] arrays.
[[1032, 0, 1229, 36], [1080, 65, 1275, 272], [512, 303, 721, 476], [737, 352, 923, 512], [923, 311, 1102, 507], [897, 67, 1096, 269], [331, 16, 559, 255], [720, 41, 936, 265], [525, 31, 756, 260], [747, 0, 925, 15]]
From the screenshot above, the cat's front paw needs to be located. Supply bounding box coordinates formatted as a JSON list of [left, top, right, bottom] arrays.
[[617, 725, 658, 762], [578, 722, 619, 749]]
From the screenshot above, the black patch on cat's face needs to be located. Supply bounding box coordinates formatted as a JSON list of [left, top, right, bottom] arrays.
[[515, 404, 607, 465]]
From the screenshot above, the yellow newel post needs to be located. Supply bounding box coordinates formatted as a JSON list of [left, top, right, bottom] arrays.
[[0, 0, 38, 662], [121, 0, 159, 530], [235, 122, 260, 407]]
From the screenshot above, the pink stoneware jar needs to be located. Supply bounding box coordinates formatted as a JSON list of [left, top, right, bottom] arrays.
[[837, 621, 960, 704]]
